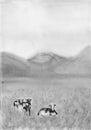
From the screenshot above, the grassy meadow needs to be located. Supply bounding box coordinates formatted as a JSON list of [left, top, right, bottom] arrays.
[[0, 77, 91, 130]]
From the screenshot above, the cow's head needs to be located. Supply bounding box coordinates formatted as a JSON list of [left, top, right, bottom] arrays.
[[27, 99, 32, 104]]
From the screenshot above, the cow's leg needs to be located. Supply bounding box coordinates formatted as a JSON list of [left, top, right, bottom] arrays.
[[13, 106, 15, 111], [13, 102, 16, 111], [23, 107, 27, 116], [14, 105, 17, 111], [15, 105, 18, 111], [18, 105, 23, 112], [29, 108, 30, 116], [23, 109, 26, 116]]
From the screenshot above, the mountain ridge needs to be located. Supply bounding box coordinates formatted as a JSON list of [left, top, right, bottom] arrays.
[[28, 52, 67, 63], [77, 46, 91, 60], [1, 45, 91, 78]]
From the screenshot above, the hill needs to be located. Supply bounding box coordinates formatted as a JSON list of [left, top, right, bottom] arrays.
[[1, 46, 91, 78], [1, 52, 31, 78], [28, 52, 67, 72], [55, 46, 91, 75]]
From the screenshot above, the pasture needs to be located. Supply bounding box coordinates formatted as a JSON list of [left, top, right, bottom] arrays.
[[0, 77, 91, 130]]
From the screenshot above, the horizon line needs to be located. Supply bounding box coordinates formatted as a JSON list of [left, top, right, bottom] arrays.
[[1, 45, 91, 59]]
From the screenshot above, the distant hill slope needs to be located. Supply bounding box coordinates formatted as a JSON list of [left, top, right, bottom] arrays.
[[1, 52, 31, 78], [28, 52, 68, 72], [55, 46, 91, 75], [1, 46, 91, 78]]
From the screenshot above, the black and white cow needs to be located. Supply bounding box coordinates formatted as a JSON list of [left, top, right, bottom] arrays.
[[13, 98, 32, 116], [37, 104, 58, 117]]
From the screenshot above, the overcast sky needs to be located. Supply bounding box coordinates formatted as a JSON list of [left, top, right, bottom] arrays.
[[1, 0, 91, 58]]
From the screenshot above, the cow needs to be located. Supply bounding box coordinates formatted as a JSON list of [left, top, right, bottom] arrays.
[[37, 104, 58, 117], [13, 98, 32, 116]]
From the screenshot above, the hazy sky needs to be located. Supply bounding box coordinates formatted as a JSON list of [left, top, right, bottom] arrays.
[[1, 0, 91, 58]]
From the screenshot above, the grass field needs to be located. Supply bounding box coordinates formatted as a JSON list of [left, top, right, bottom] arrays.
[[1, 77, 91, 130]]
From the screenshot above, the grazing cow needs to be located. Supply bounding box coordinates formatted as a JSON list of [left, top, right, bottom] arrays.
[[37, 104, 58, 117], [13, 98, 32, 116]]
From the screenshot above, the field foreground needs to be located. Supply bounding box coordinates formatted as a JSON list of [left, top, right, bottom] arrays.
[[1, 78, 91, 130]]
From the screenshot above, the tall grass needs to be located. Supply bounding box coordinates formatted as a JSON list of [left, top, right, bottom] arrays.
[[1, 87, 91, 130], [7, 127, 87, 130]]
